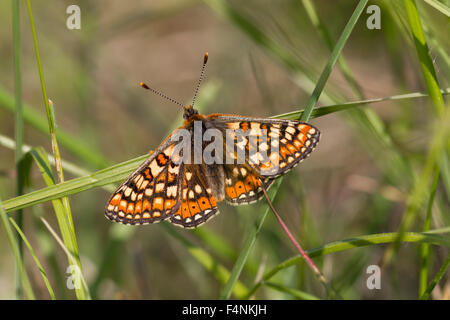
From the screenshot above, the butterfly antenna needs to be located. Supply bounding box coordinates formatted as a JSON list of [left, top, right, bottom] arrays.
[[139, 82, 184, 108], [191, 52, 208, 108]]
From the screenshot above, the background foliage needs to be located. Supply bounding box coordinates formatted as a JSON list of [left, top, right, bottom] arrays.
[[0, 0, 448, 299]]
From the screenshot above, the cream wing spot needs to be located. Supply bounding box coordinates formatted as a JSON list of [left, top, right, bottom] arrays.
[[155, 183, 165, 193], [286, 126, 296, 135], [167, 185, 177, 197]]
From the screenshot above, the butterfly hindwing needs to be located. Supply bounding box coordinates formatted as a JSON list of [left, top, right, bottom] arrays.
[[105, 141, 184, 225], [223, 163, 275, 205], [170, 164, 219, 228]]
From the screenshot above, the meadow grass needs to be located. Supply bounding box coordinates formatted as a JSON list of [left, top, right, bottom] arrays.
[[0, 0, 448, 299]]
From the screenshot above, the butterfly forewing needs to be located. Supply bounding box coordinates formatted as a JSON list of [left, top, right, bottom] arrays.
[[105, 140, 184, 225], [209, 115, 320, 177]]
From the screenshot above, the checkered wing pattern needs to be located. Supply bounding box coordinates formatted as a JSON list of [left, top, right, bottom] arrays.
[[105, 141, 184, 225], [170, 164, 219, 228], [223, 163, 275, 205], [209, 115, 320, 177]]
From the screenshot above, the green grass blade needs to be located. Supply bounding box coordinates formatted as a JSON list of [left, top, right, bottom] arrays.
[[220, 0, 368, 300], [26, 0, 89, 299], [0, 86, 110, 168], [219, 178, 282, 300], [264, 281, 320, 300], [423, 0, 450, 17], [29, 147, 90, 299], [404, 0, 445, 116], [0, 134, 93, 179], [272, 89, 450, 120], [382, 109, 450, 267], [12, 0, 24, 300], [163, 223, 249, 299], [0, 198, 35, 300], [246, 228, 450, 298], [420, 253, 450, 300], [301, 0, 364, 99], [419, 166, 440, 297], [39, 217, 90, 299], [8, 217, 56, 299], [300, 0, 368, 121]]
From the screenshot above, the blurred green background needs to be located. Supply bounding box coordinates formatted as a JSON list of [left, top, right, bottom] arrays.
[[0, 0, 449, 299]]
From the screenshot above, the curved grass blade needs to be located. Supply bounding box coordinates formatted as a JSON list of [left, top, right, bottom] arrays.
[[423, 0, 450, 17], [40, 217, 90, 299], [264, 281, 320, 300], [419, 166, 440, 296], [0, 198, 35, 299], [245, 228, 450, 298], [420, 253, 450, 300], [0, 85, 110, 169], [12, 0, 24, 299], [219, 0, 369, 300], [8, 217, 56, 299]]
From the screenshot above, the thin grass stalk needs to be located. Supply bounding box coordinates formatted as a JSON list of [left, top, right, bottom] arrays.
[[0, 199, 35, 299], [403, 0, 450, 205], [40, 217, 90, 298], [381, 109, 450, 267], [299, 0, 368, 121], [264, 281, 320, 300], [8, 218, 56, 299], [25, 0, 88, 299], [301, 0, 365, 100], [259, 180, 330, 291], [245, 228, 450, 299], [12, 0, 24, 300], [403, 0, 445, 116], [420, 254, 450, 300], [419, 166, 440, 296], [220, 0, 368, 300]]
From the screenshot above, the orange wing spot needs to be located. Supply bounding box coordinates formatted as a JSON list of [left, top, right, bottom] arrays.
[[119, 200, 127, 212], [299, 124, 312, 134], [209, 196, 217, 207], [135, 201, 142, 213], [165, 199, 176, 209], [157, 153, 168, 165], [127, 203, 134, 214], [167, 172, 176, 183], [143, 199, 151, 211], [235, 181, 246, 196], [226, 187, 237, 199], [189, 201, 201, 215], [260, 161, 273, 170], [280, 146, 291, 158], [287, 143, 298, 153], [181, 202, 190, 218], [293, 139, 303, 149], [241, 122, 249, 132], [198, 197, 211, 210], [244, 175, 257, 190], [110, 194, 121, 206], [153, 197, 164, 211], [144, 168, 152, 180]]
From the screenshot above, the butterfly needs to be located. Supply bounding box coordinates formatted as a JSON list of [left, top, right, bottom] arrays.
[[105, 53, 320, 228]]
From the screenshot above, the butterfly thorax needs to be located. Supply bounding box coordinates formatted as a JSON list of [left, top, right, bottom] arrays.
[[183, 105, 200, 120]]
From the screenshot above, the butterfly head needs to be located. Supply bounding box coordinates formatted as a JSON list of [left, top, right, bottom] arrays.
[[183, 105, 199, 120]]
